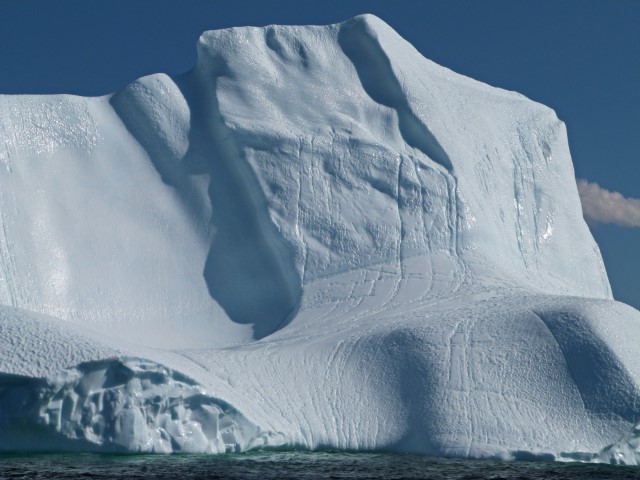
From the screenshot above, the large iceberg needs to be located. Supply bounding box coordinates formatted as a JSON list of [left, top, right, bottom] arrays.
[[1, 14, 640, 462]]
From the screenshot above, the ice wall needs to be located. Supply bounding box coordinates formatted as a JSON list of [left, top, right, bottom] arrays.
[[197, 15, 610, 297], [0, 15, 610, 350]]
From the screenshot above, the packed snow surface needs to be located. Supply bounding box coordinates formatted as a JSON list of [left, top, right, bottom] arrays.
[[1, 15, 640, 463]]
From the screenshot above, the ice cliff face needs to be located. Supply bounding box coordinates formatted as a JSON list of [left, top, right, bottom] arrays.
[[1, 15, 639, 462]]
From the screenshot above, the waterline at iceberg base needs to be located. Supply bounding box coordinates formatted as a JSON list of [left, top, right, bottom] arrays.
[[1, 15, 639, 464]]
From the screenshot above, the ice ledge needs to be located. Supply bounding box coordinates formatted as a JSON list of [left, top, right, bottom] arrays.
[[2, 353, 639, 464], [0, 358, 285, 453]]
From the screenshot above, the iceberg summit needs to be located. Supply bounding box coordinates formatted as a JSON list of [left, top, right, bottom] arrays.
[[1, 14, 640, 463]]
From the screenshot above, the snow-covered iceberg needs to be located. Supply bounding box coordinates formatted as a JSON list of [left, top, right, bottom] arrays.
[[1, 14, 640, 462]]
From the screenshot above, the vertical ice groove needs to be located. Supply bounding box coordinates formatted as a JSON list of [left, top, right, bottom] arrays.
[[185, 60, 302, 339], [295, 137, 309, 285], [396, 156, 405, 269], [0, 194, 13, 306], [0, 111, 15, 306], [513, 159, 528, 269]]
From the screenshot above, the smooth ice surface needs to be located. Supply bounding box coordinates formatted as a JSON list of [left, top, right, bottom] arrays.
[[1, 14, 639, 462]]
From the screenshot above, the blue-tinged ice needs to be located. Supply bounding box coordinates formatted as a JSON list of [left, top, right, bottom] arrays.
[[1, 14, 639, 463]]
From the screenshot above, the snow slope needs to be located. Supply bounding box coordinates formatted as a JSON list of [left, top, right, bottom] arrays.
[[1, 14, 639, 462]]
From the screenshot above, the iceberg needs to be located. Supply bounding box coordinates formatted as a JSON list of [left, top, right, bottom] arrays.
[[1, 14, 640, 462]]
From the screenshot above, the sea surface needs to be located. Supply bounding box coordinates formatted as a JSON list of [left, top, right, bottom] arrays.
[[1, 451, 639, 480]]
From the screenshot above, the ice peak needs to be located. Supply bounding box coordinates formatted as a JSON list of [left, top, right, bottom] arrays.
[[340, 13, 401, 38]]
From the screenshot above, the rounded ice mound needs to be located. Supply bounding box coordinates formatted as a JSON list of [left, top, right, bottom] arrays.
[[1, 14, 639, 463]]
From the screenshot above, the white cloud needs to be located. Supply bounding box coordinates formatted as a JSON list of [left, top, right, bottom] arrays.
[[578, 179, 640, 227]]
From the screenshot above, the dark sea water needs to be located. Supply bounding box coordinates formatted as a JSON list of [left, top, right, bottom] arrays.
[[1, 451, 640, 480]]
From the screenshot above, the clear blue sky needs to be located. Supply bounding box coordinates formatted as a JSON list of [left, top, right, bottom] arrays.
[[1, 0, 638, 307]]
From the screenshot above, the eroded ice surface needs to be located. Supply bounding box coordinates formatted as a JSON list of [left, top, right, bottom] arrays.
[[1, 14, 639, 462], [0, 357, 282, 453]]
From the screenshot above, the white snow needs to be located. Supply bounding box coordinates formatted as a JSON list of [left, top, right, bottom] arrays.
[[0, 14, 639, 463]]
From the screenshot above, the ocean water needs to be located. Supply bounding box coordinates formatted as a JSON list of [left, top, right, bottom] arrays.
[[1, 451, 640, 480]]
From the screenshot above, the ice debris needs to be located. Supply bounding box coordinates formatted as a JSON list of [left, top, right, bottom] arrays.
[[0, 358, 284, 453]]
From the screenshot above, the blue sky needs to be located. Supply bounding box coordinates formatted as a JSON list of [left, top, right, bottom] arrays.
[[1, 0, 638, 307]]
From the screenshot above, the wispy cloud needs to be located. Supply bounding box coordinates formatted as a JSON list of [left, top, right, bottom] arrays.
[[578, 179, 640, 227]]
